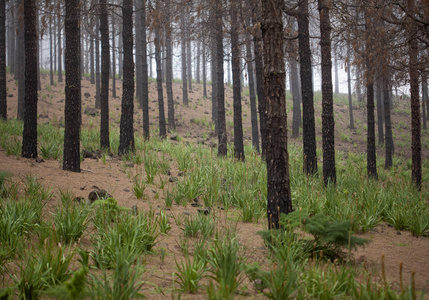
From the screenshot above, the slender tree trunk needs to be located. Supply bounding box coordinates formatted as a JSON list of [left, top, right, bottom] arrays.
[[246, 27, 259, 152], [181, 10, 188, 105], [49, 18, 54, 85], [17, 0, 24, 120], [383, 74, 393, 169], [290, 58, 300, 138], [118, 0, 135, 155], [376, 75, 384, 144], [63, 0, 81, 172], [196, 38, 200, 84], [54, 15, 57, 73], [57, 11, 63, 83], [318, 0, 336, 185], [187, 22, 192, 91], [118, 23, 123, 79], [210, 26, 217, 131], [347, 44, 354, 129], [334, 48, 339, 94], [230, 0, 244, 161], [165, 0, 175, 131], [261, 0, 292, 229], [22, 0, 38, 158], [298, 0, 317, 175], [111, 12, 116, 98], [7, 1, 14, 75], [422, 78, 428, 130], [408, 0, 421, 189], [95, 10, 101, 109], [100, 0, 110, 150], [141, 0, 149, 140], [216, 0, 226, 157], [155, 20, 166, 139], [202, 35, 207, 98], [135, 0, 143, 107], [0, 0, 6, 120], [252, 0, 266, 159]]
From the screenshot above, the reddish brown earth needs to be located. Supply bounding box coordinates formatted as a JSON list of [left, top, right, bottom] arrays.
[[1, 72, 428, 298]]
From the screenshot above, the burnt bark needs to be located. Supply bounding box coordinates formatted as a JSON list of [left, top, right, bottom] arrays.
[[298, 0, 317, 175], [347, 44, 354, 129], [0, 0, 6, 120], [210, 26, 217, 131], [95, 7, 101, 109], [215, 0, 226, 157], [230, 0, 244, 161], [141, 0, 149, 140], [376, 75, 384, 145], [118, 0, 135, 155], [261, 0, 292, 229], [49, 17, 54, 86], [57, 10, 63, 83], [17, 0, 24, 120], [202, 34, 207, 98], [422, 78, 428, 130], [290, 58, 300, 138], [63, 0, 81, 172], [181, 10, 188, 106], [165, 0, 175, 131], [22, 0, 38, 158], [100, 0, 110, 150], [383, 74, 393, 169], [319, 0, 336, 185], [111, 12, 116, 99], [154, 13, 166, 139]]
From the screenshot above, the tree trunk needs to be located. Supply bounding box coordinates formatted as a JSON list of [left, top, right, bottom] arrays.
[[57, 10, 63, 83], [210, 25, 217, 131], [261, 0, 292, 229], [17, 0, 24, 120], [290, 58, 300, 138], [165, 0, 175, 131], [118, 0, 135, 155], [422, 78, 428, 130], [196, 38, 200, 84], [334, 48, 339, 94], [22, 0, 38, 158], [118, 23, 123, 79], [49, 18, 54, 85], [246, 28, 259, 152], [230, 0, 244, 161], [141, 0, 149, 140], [95, 9, 100, 109], [376, 75, 384, 145], [408, 0, 421, 189], [202, 34, 207, 98], [54, 15, 57, 73], [318, 0, 336, 185], [216, 0, 226, 157], [252, 0, 266, 159], [298, 0, 317, 175], [90, 13, 94, 84], [135, 0, 143, 107], [181, 10, 188, 105], [347, 44, 354, 129], [383, 74, 393, 169], [111, 12, 116, 99], [0, 0, 6, 120], [7, 1, 15, 75], [187, 23, 192, 91], [155, 20, 166, 139], [100, 0, 110, 150], [63, 0, 81, 172]]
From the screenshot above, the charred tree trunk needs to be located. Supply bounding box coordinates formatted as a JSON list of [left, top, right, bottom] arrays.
[[181, 10, 188, 106], [187, 27, 192, 91], [63, 0, 81, 172], [0, 0, 6, 120], [375, 76, 384, 145], [118, 23, 123, 79], [57, 11, 63, 83], [17, 0, 24, 120], [154, 21, 166, 139], [141, 0, 149, 140], [118, 0, 135, 155], [216, 0, 226, 157], [318, 0, 336, 185], [100, 0, 110, 150], [383, 74, 393, 169], [22, 0, 38, 158], [230, 0, 244, 161], [347, 44, 354, 129], [290, 58, 300, 138], [210, 26, 217, 131], [261, 0, 292, 229], [95, 10, 101, 109], [49, 18, 54, 85], [111, 12, 116, 98], [196, 38, 200, 84], [135, 0, 143, 107], [422, 78, 428, 130], [165, 0, 175, 131], [202, 35, 207, 98], [7, 1, 15, 75], [298, 0, 317, 175]]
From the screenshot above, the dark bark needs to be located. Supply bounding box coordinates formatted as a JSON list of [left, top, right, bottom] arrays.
[[252, 0, 266, 159], [17, 0, 24, 120], [334, 49, 339, 94], [7, 1, 14, 75], [408, 0, 421, 189], [118, 0, 135, 155], [245, 27, 259, 152], [196, 39, 200, 84], [165, 0, 175, 131], [318, 0, 336, 185], [202, 34, 207, 98], [298, 0, 317, 175], [95, 8, 101, 109], [216, 0, 226, 157], [57, 11, 63, 83], [49, 18, 54, 85], [187, 24, 192, 91], [141, 0, 149, 140], [63, 0, 81, 172], [230, 0, 244, 161], [111, 12, 116, 99], [100, 0, 110, 150], [181, 10, 188, 105], [422, 78, 428, 130], [21, 0, 38, 158], [210, 27, 217, 131], [347, 44, 354, 129], [0, 0, 6, 120], [383, 74, 393, 169], [54, 15, 57, 73], [290, 58, 300, 138], [376, 75, 384, 145], [118, 23, 123, 79], [261, 0, 292, 229], [366, 78, 377, 178], [155, 22, 166, 139], [135, 0, 143, 107], [90, 23, 94, 83]]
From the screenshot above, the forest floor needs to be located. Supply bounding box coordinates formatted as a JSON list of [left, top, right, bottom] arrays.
[[1, 72, 428, 298]]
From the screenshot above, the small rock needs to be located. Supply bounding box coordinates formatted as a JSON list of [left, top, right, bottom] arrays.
[[183, 211, 190, 216], [35, 157, 44, 163], [164, 169, 171, 176], [178, 171, 184, 177], [198, 208, 211, 215], [84, 92, 91, 98], [84, 106, 98, 116], [73, 196, 86, 203], [197, 138, 205, 145], [396, 231, 401, 235], [88, 189, 112, 203], [123, 188, 130, 192], [191, 198, 201, 207], [204, 111, 209, 114], [169, 176, 179, 183], [170, 134, 178, 141], [82, 149, 93, 158], [7, 94, 13, 97]]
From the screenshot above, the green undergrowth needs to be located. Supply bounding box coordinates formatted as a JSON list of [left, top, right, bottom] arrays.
[[0, 118, 428, 298]]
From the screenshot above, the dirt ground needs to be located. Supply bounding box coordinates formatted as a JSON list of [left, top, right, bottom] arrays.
[[1, 72, 428, 297]]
